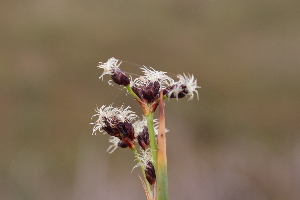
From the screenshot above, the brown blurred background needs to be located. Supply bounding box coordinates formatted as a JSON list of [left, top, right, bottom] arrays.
[[1, 1, 300, 199]]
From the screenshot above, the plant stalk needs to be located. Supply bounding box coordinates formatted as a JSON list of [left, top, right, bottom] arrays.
[[156, 90, 168, 200], [125, 84, 141, 101], [146, 113, 158, 169]]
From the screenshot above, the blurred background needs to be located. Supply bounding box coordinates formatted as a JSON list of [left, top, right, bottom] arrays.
[[1, 1, 300, 199]]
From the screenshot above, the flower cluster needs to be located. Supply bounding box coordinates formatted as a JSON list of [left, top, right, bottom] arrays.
[[92, 57, 200, 189], [92, 104, 157, 185], [91, 105, 137, 149], [98, 57, 200, 103]]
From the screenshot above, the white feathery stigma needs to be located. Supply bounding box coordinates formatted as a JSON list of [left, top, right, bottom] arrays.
[[133, 117, 148, 138], [133, 66, 174, 89], [132, 148, 153, 172], [167, 73, 200, 101], [178, 73, 200, 100], [107, 136, 121, 154], [97, 57, 122, 80]]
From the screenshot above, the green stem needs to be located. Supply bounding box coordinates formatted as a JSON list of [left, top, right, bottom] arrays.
[[156, 90, 168, 200], [125, 85, 141, 101], [146, 113, 158, 170], [131, 147, 151, 195]]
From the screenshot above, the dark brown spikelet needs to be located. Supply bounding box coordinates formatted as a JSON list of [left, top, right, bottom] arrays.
[[145, 161, 156, 185], [164, 84, 188, 99], [143, 81, 160, 103], [102, 117, 122, 138], [122, 120, 135, 141], [137, 126, 150, 150], [118, 140, 128, 148], [131, 81, 160, 103], [111, 69, 130, 86], [131, 86, 143, 100], [102, 117, 135, 143]]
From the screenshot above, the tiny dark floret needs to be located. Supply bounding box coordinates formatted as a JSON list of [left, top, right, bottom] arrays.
[[145, 161, 156, 185]]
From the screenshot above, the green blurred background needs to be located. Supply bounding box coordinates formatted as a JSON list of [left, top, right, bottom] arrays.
[[1, 1, 300, 199]]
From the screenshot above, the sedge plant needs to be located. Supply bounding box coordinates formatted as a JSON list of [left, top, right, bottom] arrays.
[[91, 57, 200, 200]]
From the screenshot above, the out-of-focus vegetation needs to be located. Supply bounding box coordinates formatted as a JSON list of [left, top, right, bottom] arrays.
[[1, 1, 300, 199]]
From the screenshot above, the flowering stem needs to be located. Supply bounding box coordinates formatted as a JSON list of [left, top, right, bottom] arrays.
[[146, 112, 158, 170], [131, 147, 152, 195], [156, 90, 168, 200], [125, 85, 141, 101]]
